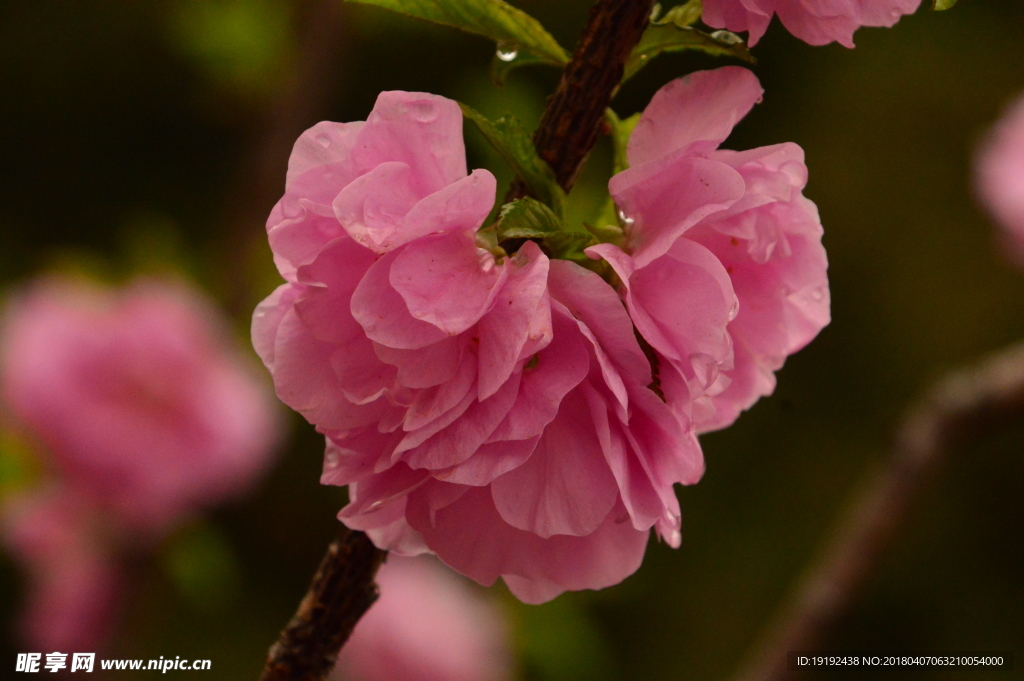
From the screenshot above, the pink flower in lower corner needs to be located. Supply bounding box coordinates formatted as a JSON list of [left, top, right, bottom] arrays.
[[0, 277, 281, 535], [332, 556, 510, 681], [254, 91, 703, 603], [1, 489, 119, 651], [590, 66, 830, 434], [976, 92, 1024, 261], [0, 276, 281, 650], [702, 0, 920, 47]]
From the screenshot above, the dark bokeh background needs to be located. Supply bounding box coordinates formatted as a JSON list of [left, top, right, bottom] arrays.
[[1, 1, 1023, 679]]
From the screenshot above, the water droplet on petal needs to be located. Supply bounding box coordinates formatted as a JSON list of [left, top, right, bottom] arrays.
[[811, 286, 825, 301], [315, 133, 331, 148], [410, 100, 439, 123], [710, 30, 743, 45], [495, 41, 519, 62], [755, 95, 764, 104], [366, 500, 384, 512]]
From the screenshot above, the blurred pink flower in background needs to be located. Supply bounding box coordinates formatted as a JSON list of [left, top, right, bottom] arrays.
[[0, 276, 281, 648], [591, 66, 830, 435], [976, 92, 1024, 260], [254, 91, 705, 603], [1, 488, 119, 651], [332, 556, 510, 681], [702, 0, 920, 47]]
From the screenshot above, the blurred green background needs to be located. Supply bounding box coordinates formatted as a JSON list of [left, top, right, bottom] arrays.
[[1, 1, 1023, 679]]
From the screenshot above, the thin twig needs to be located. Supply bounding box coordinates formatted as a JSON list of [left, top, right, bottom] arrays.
[[260, 527, 387, 681], [730, 341, 1024, 681]]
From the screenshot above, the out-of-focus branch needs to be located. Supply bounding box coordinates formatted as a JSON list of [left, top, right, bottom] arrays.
[[730, 342, 1024, 681], [259, 527, 386, 681], [221, 0, 347, 317]]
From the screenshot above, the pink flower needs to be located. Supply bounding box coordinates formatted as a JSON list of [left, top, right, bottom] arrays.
[[332, 556, 510, 681], [590, 67, 830, 434], [702, 0, 920, 47], [254, 91, 702, 603], [1, 489, 119, 651], [976, 92, 1024, 261], [0, 276, 280, 650], [0, 277, 281, 535]]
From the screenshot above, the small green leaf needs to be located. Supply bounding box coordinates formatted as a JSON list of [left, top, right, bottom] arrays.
[[650, 0, 702, 28], [624, 8, 754, 83], [543, 231, 598, 263], [346, 0, 570, 73], [932, 0, 956, 9], [495, 197, 561, 242], [460, 103, 566, 218]]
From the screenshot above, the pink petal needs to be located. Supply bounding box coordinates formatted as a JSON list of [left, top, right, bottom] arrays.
[[390, 230, 508, 336], [350, 248, 449, 350], [628, 67, 765, 166], [490, 387, 619, 538], [399, 347, 477, 432], [272, 308, 389, 430], [374, 336, 465, 390], [397, 372, 521, 470], [579, 381, 665, 531], [286, 120, 365, 187], [351, 91, 469, 196], [333, 162, 424, 254], [476, 241, 552, 401], [251, 283, 301, 372], [408, 487, 649, 603], [610, 153, 745, 267], [399, 169, 497, 246], [438, 437, 541, 486], [486, 308, 589, 443]]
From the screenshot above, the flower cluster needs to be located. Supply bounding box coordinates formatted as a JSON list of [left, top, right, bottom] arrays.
[[254, 66, 829, 602], [703, 0, 921, 47], [1, 277, 280, 649]]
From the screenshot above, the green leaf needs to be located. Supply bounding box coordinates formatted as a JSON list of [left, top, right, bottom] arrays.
[[543, 231, 598, 263], [932, 0, 956, 9], [346, 0, 570, 74], [650, 0, 703, 28], [460, 103, 566, 218], [495, 197, 561, 242], [624, 5, 754, 83], [493, 198, 599, 264]]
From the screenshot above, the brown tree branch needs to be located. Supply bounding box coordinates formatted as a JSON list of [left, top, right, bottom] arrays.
[[729, 341, 1024, 681], [513, 0, 655, 196], [260, 527, 386, 681]]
